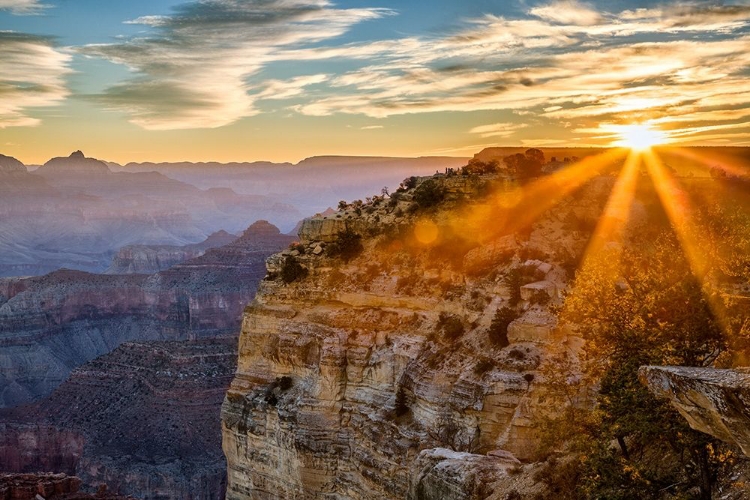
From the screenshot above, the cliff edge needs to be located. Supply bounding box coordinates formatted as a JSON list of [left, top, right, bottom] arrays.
[[221, 172, 605, 499]]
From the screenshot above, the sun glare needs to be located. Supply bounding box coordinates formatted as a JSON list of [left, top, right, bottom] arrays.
[[613, 124, 668, 150]]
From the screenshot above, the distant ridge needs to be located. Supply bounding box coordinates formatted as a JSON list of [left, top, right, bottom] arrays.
[[0, 154, 25, 173], [36, 150, 111, 175]]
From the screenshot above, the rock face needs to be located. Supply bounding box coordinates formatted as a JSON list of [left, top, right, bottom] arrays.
[[640, 366, 750, 456], [106, 230, 238, 274], [221, 174, 592, 499], [0, 339, 236, 499], [0, 221, 294, 408]]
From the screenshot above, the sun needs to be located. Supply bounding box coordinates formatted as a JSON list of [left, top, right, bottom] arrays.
[[613, 124, 668, 151]]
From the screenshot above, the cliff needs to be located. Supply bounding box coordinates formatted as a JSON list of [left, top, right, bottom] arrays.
[[0, 339, 235, 499], [640, 366, 750, 457], [0, 221, 294, 408], [106, 230, 238, 274], [221, 174, 600, 499]]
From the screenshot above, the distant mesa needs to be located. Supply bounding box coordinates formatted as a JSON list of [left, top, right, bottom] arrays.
[[242, 220, 282, 238], [37, 150, 111, 175]]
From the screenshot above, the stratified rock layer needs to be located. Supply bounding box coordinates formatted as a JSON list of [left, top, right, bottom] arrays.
[[0, 221, 294, 408], [640, 365, 750, 456], [106, 230, 237, 274], [0, 339, 236, 499], [0, 472, 136, 499], [222, 174, 595, 499]]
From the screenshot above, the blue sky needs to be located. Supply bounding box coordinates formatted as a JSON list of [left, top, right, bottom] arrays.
[[1, 0, 749, 163]]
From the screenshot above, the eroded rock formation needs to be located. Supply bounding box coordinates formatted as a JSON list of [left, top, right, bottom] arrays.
[[221, 174, 599, 499], [0, 221, 294, 408], [640, 365, 750, 456], [0, 339, 236, 499], [106, 230, 237, 274]]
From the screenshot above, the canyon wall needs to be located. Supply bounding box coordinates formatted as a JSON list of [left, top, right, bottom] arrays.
[[221, 175, 599, 499], [106, 230, 237, 274], [0, 221, 294, 408], [0, 339, 236, 499]]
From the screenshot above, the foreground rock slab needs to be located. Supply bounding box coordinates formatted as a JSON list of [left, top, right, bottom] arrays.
[[639, 365, 750, 456]]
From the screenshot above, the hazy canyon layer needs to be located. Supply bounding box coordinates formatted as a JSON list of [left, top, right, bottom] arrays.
[[0, 151, 468, 277]]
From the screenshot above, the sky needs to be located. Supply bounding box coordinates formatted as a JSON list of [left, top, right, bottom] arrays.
[[1, 0, 749, 164]]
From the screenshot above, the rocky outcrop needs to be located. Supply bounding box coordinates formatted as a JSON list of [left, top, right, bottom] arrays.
[[0, 473, 135, 499], [0, 221, 293, 408], [222, 174, 590, 499], [106, 230, 238, 274], [0, 339, 236, 499], [639, 366, 750, 456]]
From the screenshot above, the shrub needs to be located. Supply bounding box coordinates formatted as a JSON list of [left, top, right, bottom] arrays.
[[529, 289, 551, 306], [414, 179, 446, 208], [489, 307, 518, 347], [437, 312, 464, 341], [280, 256, 307, 284], [277, 376, 293, 391], [474, 359, 494, 375], [508, 348, 526, 360], [394, 385, 410, 417], [504, 265, 546, 306], [327, 229, 363, 262], [400, 176, 418, 191]]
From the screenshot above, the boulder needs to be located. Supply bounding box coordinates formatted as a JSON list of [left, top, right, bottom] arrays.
[[640, 366, 750, 456]]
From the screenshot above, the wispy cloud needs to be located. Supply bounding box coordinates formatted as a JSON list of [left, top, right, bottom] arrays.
[[469, 122, 528, 138], [77, 0, 750, 144], [79, 0, 392, 130], [0, 0, 48, 15], [528, 0, 603, 26], [361, 125, 383, 130], [0, 32, 72, 128], [283, 1, 750, 145]]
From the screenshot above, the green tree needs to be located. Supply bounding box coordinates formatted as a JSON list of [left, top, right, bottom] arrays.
[[545, 234, 728, 500]]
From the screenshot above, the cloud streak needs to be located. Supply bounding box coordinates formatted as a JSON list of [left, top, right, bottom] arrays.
[[79, 0, 391, 129], [0, 32, 72, 128], [283, 1, 750, 145], [0, 0, 47, 15], [77, 0, 750, 144]]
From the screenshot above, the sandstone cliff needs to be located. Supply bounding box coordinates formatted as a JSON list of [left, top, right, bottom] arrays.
[[0, 221, 294, 408], [221, 174, 601, 499]]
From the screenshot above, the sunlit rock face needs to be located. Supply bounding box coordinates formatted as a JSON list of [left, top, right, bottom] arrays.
[[221, 174, 600, 499], [640, 366, 750, 456], [0, 221, 294, 408]]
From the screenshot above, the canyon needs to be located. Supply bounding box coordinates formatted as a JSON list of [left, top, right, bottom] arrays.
[[0, 339, 234, 499], [106, 230, 238, 274], [0, 220, 295, 408]]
